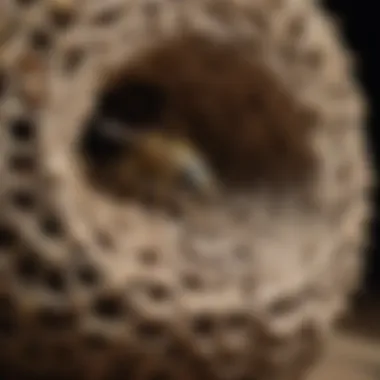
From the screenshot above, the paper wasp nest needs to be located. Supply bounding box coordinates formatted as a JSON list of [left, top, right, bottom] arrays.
[[0, 0, 373, 379]]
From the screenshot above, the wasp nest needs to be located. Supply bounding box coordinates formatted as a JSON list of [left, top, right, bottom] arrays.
[[0, 0, 373, 379]]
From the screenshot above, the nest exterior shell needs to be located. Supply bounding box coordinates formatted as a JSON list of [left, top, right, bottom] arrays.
[[0, 0, 373, 379]]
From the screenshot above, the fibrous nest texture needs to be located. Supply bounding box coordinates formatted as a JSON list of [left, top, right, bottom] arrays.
[[0, 0, 373, 380]]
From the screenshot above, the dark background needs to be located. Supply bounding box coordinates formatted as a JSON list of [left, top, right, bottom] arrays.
[[322, 0, 380, 295]]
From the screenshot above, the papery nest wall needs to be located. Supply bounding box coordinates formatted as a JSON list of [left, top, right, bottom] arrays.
[[0, 0, 373, 379]]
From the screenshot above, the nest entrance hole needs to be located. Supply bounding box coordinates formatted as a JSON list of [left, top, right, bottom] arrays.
[[77, 34, 316, 202]]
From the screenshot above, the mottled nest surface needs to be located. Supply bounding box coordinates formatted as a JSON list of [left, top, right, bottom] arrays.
[[0, 0, 373, 380]]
